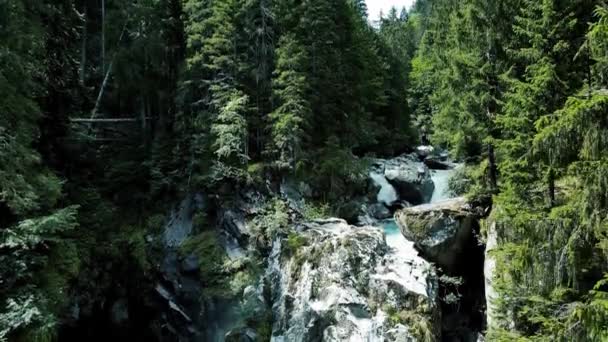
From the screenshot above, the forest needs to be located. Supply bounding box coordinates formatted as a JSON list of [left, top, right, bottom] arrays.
[[1, 0, 607, 341]]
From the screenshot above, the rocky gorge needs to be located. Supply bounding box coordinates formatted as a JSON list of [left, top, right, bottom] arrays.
[[103, 147, 492, 342]]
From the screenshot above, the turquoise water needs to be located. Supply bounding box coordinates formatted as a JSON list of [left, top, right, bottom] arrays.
[[383, 220, 400, 236], [382, 219, 410, 252]]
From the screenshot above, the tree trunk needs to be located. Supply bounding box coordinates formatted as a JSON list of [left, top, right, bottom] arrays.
[[80, 2, 87, 84], [88, 21, 128, 130], [548, 167, 556, 208], [488, 143, 498, 192], [101, 0, 105, 74]]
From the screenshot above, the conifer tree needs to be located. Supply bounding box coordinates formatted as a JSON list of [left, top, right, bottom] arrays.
[[0, 2, 79, 339], [268, 34, 311, 171]]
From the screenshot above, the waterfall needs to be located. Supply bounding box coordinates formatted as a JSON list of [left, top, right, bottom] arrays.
[[370, 171, 398, 206], [429, 166, 459, 203]]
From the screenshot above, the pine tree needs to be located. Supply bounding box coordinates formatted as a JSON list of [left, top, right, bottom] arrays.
[[268, 34, 311, 171], [180, 0, 250, 186], [0, 2, 79, 339]]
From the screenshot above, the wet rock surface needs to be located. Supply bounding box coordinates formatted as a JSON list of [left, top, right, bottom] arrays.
[[267, 219, 440, 342], [395, 197, 474, 272], [379, 155, 435, 205], [395, 197, 488, 342]]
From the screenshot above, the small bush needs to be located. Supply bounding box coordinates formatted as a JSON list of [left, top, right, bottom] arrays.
[[249, 199, 290, 249], [180, 231, 227, 288], [286, 233, 308, 255], [302, 202, 331, 221]]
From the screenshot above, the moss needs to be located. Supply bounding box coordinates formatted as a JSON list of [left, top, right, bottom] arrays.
[[246, 310, 273, 342], [399, 213, 434, 239], [286, 232, 308, 255], [146, 213, 166, 233], [247, 162, 267, 186], [192, 211, 208, 232], [388, 309, 435, 342], [180, 231, 228, 290], [302, 201, 331, 221], [181, 232, 263, 298]]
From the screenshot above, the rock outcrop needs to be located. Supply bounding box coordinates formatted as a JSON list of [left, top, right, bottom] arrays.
[[394, 197, 475, 272], [267, 219, 440, 342], [484, 221, 499, 331], [379, 156, 435, 205]]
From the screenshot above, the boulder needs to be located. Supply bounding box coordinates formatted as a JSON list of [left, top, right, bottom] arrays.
[[368, 203, 392, 220], [416, 145, 435, 159], [384, 159, 435, 205], [424, 157, 454, 170], [267, 219, 439, 342], [221, 209, 250, 247], [395, 197, 475, 272]]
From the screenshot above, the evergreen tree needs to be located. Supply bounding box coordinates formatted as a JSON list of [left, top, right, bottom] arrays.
[[0, 2, 79, 339], [267, 34, 311, 171]]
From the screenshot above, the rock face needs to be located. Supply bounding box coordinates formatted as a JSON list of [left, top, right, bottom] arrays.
[[394, 197, 475, 272], [416, 145, 435, 159], [379, 155, 435, 205], [267, 219, 440, 342], [484, 221, 499, 331], [424, 157, 454, 171]]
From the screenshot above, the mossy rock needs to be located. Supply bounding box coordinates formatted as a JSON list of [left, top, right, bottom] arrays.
[[395, 197, 475, 271]]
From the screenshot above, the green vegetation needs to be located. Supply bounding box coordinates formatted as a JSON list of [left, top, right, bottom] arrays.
[[249, 199, 290, 250], [301, 202, 332, 221], [2, 0, 608, 340], [385, 306, 435, 342], [414, 0, 608, 339]]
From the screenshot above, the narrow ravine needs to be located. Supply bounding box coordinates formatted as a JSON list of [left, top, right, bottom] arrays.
[[381, 162, 486, 342]]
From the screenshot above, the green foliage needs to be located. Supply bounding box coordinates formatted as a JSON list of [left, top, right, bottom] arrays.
[[267, 34, 311, 171], [181, 231, 261, 298], [0, 295, 54, 342], [0, 207, 79, 340], [181, 231, 227, 288], [385, 306, 434, 342], [285, 232, 308, 256], [249, 198, 290, 249], [211, 90, 250, 181], [301, 202, 331, 221]]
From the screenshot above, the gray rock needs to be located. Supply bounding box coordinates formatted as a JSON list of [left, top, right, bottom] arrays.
[[384, 158, 435, 205], [386, 324, 417, 342], [181, 254, 199, 273], [416, 145, 435, 159], [424, 157, 454, 170], [164, 196, 195, 248], [267, 219, 439, 342], [154, 284, 192, 322], [368, 203, 392, 220], [221, 210, 250, 247], [395, 197, 475, 272]]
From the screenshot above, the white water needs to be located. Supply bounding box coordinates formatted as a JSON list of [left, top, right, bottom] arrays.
[[430, 167, 458, 203], [370, 171, 398, 206], [379, 221, 432, 297], [379, 165, 460, 297]]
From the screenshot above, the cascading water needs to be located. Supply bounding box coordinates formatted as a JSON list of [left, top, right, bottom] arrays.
[[430, 169, 457, 203], [381, 163, 486, 341], [382, 165, 460, 253], [370, 171, 398, 206]]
